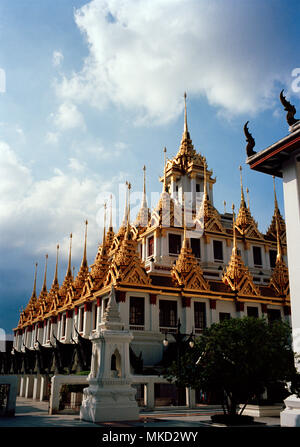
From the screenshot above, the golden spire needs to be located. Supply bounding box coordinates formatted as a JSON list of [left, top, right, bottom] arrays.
[[103, 202, 107, 244], [30, 262, 38, 300], [273, 175, 279, 212], [41, 254, 48, 294], [246, 187, 250, 210], [276, 214, 283, 262], [121, 182, 128, 227], [82, 220, 88, 268], [232, 204, 237, 255], [67, 233, 72, 278], [163, 147, 168, 192], [184, 91, 188, 134], [53, 244, 59, 286], [239, 165, 246, 206], [109, 194, 113, 229], [125, 181, 131, 236], [203, 159, 208, 199]]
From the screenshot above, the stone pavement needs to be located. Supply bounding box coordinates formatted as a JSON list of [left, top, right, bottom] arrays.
[[0, 397, 281, 427]]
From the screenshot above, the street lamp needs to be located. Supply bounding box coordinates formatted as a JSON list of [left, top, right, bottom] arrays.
[[162, 319, 195, 405]]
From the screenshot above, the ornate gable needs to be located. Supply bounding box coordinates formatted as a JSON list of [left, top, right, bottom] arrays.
[[171, 236, 210, 291]]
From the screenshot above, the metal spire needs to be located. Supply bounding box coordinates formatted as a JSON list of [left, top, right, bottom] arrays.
[[31, 262, 38, 300], [239, 165, 246, 206], [232, 204, 237, 255], [67, 234, 72, 277], [41, 254, 48, 293], [103, 202, 107, 244], [53, 244, 59, 286], [109, 194, 113, 229], [163, 147, 168, 192], [82, 220, 88, 268], [184, 92, 188, 134]]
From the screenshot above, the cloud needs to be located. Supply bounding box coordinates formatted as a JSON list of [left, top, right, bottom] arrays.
[[0, 140, 115, 263], [52, 50, 64, 67], [46, 131, 60, 144], [54, 0, 290, 124], [53, 102, 85, 130]]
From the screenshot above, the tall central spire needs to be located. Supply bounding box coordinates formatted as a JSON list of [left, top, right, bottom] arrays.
[[163, 147, 168, 192], [239, 165, 246, 207], [184, 91, 188, 135], [54, 244, 59, 286], [31, 262, 38, 301], [41, 254, 48, 294], [67, 233, 72, 277]]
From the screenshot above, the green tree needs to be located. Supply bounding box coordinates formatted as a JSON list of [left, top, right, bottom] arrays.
[[165, 317, 300, 416]]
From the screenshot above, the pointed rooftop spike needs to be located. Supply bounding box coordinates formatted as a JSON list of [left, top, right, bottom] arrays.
[[109, 194, 113, 229], [184, 91, 188, 134], [272, 175, 279, 212], [103, 202, 107, 244], [67, 233, 72, 277], [163, 147, 168, 192], [239, 165, 246, 206], [246, 187, 250, 210], [232, 204, 237, 255], [82, 220, 88, 268], [223, 200, 226, 214], [31, 262, 38, 300], [53, 244, 59, 286], [41, 254, 48, 293], [121, 182, 128, 227], [276, 211, 283, 263]]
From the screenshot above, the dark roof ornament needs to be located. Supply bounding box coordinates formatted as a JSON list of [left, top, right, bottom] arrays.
[[244, 121, 256, 157], [280, 89, 299, 126]]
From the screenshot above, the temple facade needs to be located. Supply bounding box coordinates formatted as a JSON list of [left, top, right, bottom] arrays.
[[11, 96, 291, 379]]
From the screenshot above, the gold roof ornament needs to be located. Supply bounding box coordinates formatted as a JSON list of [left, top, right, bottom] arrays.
[[67, 220, 90, 302], [57, 234, 74, 302], [46, 244, 61, 313], [201, 159, 225, 233], [21, 262, 38, 324], [135, 165, 150, 228], [105, 204, 151, 286], [171, 215, 210, 291], [235, 166, 263, 239], [269, 216, 289, 297], [222, 204, 260, 296], [87, 208, 111, 293], [246, 187, 250, 210], [266, 176, 286, 243], [105, 195, 115, 247]]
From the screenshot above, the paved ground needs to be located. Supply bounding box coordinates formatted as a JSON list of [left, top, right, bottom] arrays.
[[0, 397, 281, 427]]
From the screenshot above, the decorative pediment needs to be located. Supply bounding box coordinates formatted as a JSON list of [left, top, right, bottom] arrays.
[[171, 239, 210, 291], [105, 228, 151, 287], [222, 252, 260, 296]]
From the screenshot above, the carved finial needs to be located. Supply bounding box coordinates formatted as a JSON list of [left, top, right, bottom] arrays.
[[246, 187, 250, 210], [109, 194, 113, 229], [42, 254, 48, 293], [53, 244, 59, 285], [67, 234, 72, 277], [163, 147, 168, 192], [31, 262, 38, 300], [103, 202, 107, 244], [239, 165, 246, 206], [272, 175, 279, 212], [184, 92, 188, 134], [280, 89, 299, 126], [244, 121, 256, 157], [82, 220, 88, 267], [232, 204, 237, 255]]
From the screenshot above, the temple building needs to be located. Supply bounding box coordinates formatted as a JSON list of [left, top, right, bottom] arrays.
[[9, 95, 291, 404]]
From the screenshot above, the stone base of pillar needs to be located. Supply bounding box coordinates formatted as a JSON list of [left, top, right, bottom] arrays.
[[33, 376, 41, 400], [25, 375, 34, 398], [80, 380, 139, 423], [281, 395, 300, 426]]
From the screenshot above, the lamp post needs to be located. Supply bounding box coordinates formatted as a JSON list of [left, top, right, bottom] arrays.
[[162, 319, 195, 406]]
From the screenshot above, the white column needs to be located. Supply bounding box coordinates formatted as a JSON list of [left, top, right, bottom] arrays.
[[25, 375, 34, 398], [145, 382, 155, 409], [33, 375, 41, 400], [186, 387, 196, 408], [281, 154, 300, 426]]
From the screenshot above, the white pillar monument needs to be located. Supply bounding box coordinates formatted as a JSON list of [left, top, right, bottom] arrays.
[[80, 286, 139, 423]]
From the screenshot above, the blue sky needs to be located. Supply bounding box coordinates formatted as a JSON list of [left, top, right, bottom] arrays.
[[0, 0, 300, 336]]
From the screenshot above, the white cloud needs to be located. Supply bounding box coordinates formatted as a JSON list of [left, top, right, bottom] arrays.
[[53, 102, 85, 130], [52, 50, 64, 67], [46, 131, 60, 144], [54, 0, 290, 124], [68, 157, 86, 172], [0, 141, 115, 263]]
